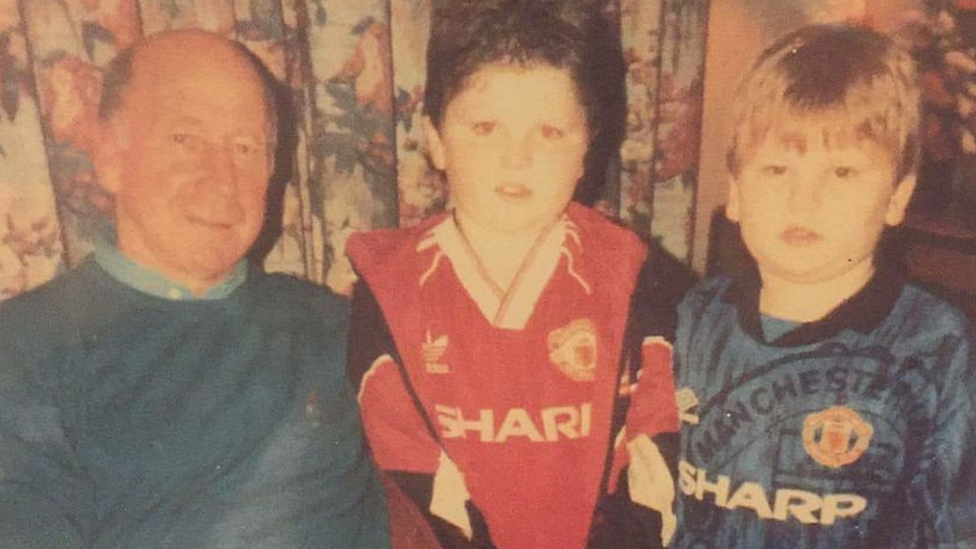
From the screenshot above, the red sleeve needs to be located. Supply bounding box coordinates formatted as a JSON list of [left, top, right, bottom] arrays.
[[626, 337, 680, 438], [606, 336, 680, 494], [604, 244, 694, 494], [357, 355, 441, 474], [349, 281, 497, 548], [348, 281, 441, 474]]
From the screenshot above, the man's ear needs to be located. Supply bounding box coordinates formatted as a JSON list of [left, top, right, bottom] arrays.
[[884, 173, 917, 226], [422, 115, 446, 171], [91, 119, 126, 195], [725, 176, 741, 223]]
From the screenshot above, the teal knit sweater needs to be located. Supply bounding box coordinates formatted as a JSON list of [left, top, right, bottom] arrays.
[[0, 258, 389, 548]]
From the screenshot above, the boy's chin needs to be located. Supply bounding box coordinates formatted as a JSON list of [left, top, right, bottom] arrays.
[[757, 260, 876, 287]]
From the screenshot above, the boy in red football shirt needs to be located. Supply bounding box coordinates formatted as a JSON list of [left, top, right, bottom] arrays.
[[346, 2, 694, 547]]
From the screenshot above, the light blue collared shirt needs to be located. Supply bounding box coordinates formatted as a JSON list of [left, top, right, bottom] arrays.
[[759, 314, 799, 341], [94, 238, 246, 301]]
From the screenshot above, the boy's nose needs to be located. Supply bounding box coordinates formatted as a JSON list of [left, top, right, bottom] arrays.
[[500, 135, 534, 170], [787, 176, 822, 211]]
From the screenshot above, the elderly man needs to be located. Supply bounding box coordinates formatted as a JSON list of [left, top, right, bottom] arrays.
[[0, 30, 388, 548]]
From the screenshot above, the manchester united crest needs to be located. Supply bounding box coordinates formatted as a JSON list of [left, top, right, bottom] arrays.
[[802, 406, 873, 469], [548, 318, 598, 381]]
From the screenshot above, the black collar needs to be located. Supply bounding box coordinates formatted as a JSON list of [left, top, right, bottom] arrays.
[[727, 262, 907, 347]]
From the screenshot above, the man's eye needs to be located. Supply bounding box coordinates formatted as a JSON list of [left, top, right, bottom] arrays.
[[171, 133, 200, 149], [234, 142, 255, 156], [540, 125, 565, 140], [761, 165, 788, 177], [471, 121, 495, 136]]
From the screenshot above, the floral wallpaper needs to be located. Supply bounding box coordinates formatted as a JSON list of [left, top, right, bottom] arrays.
[[0, 0, 710, 300], [898, 0, 976, 215]]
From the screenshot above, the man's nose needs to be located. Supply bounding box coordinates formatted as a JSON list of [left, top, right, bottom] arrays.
[[209, 144, 241, 197]]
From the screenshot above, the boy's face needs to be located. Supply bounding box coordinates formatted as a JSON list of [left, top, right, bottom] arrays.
[[727, 126, 915, 286], [425, 63, 588, 236]]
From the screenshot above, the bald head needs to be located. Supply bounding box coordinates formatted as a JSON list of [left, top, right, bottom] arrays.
[[99, 30, 277, 139]]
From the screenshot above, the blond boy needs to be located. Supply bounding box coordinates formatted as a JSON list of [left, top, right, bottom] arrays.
[[673, 24, 976, 549]]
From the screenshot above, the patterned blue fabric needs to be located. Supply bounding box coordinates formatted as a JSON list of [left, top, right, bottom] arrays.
[[673, 275, 976, 549], [759, 315, 798, 342], [0, 258, 389, 549]]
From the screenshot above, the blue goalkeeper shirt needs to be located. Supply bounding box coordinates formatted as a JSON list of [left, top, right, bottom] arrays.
[[673, 271, 976, 549]]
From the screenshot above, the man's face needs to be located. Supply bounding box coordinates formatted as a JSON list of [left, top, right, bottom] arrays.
[[727, 123, 915, 286], [426, 63, 588, 237], [101, 38, 272, 293]]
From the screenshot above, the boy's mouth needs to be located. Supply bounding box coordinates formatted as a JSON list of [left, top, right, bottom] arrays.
[[495, 184, 532, 199], [779, 226, 822, 245]]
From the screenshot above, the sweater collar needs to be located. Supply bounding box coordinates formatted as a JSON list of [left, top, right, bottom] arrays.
[[94, 237, 246, 301], [728, 261, 906, 346]]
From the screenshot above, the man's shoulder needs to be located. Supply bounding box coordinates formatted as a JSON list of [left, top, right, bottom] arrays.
[[250, 271, 350, 326], [0, 263, 100, 376], [0, 263, 93, 334], [1, 263, 79, 306]]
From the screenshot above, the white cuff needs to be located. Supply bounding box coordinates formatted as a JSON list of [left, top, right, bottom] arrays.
[[627, 434, 677, 546], [430, 451, 473, 539]]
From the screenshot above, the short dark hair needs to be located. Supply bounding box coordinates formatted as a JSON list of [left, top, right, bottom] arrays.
[[423, 0, 626, 204], [728, 24, 920, 183]]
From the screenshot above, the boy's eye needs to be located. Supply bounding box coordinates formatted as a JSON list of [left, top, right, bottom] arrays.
[[540, 125, 565, 140], [761, 165, 788, 177], [833, 166, 858, 178], [471, 121, 496, 136]]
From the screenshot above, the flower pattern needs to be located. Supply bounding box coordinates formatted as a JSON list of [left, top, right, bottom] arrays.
[[896, 1, 976, 215], [619, 0, 706, 260], [0, 0, 708, 300]]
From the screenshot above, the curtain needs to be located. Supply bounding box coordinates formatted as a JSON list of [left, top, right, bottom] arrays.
[[0, 0, 708, 299]]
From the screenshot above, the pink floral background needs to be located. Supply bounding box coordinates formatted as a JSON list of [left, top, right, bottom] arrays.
[[896, 0, 976, 217], [0, 0, 710, 300]]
